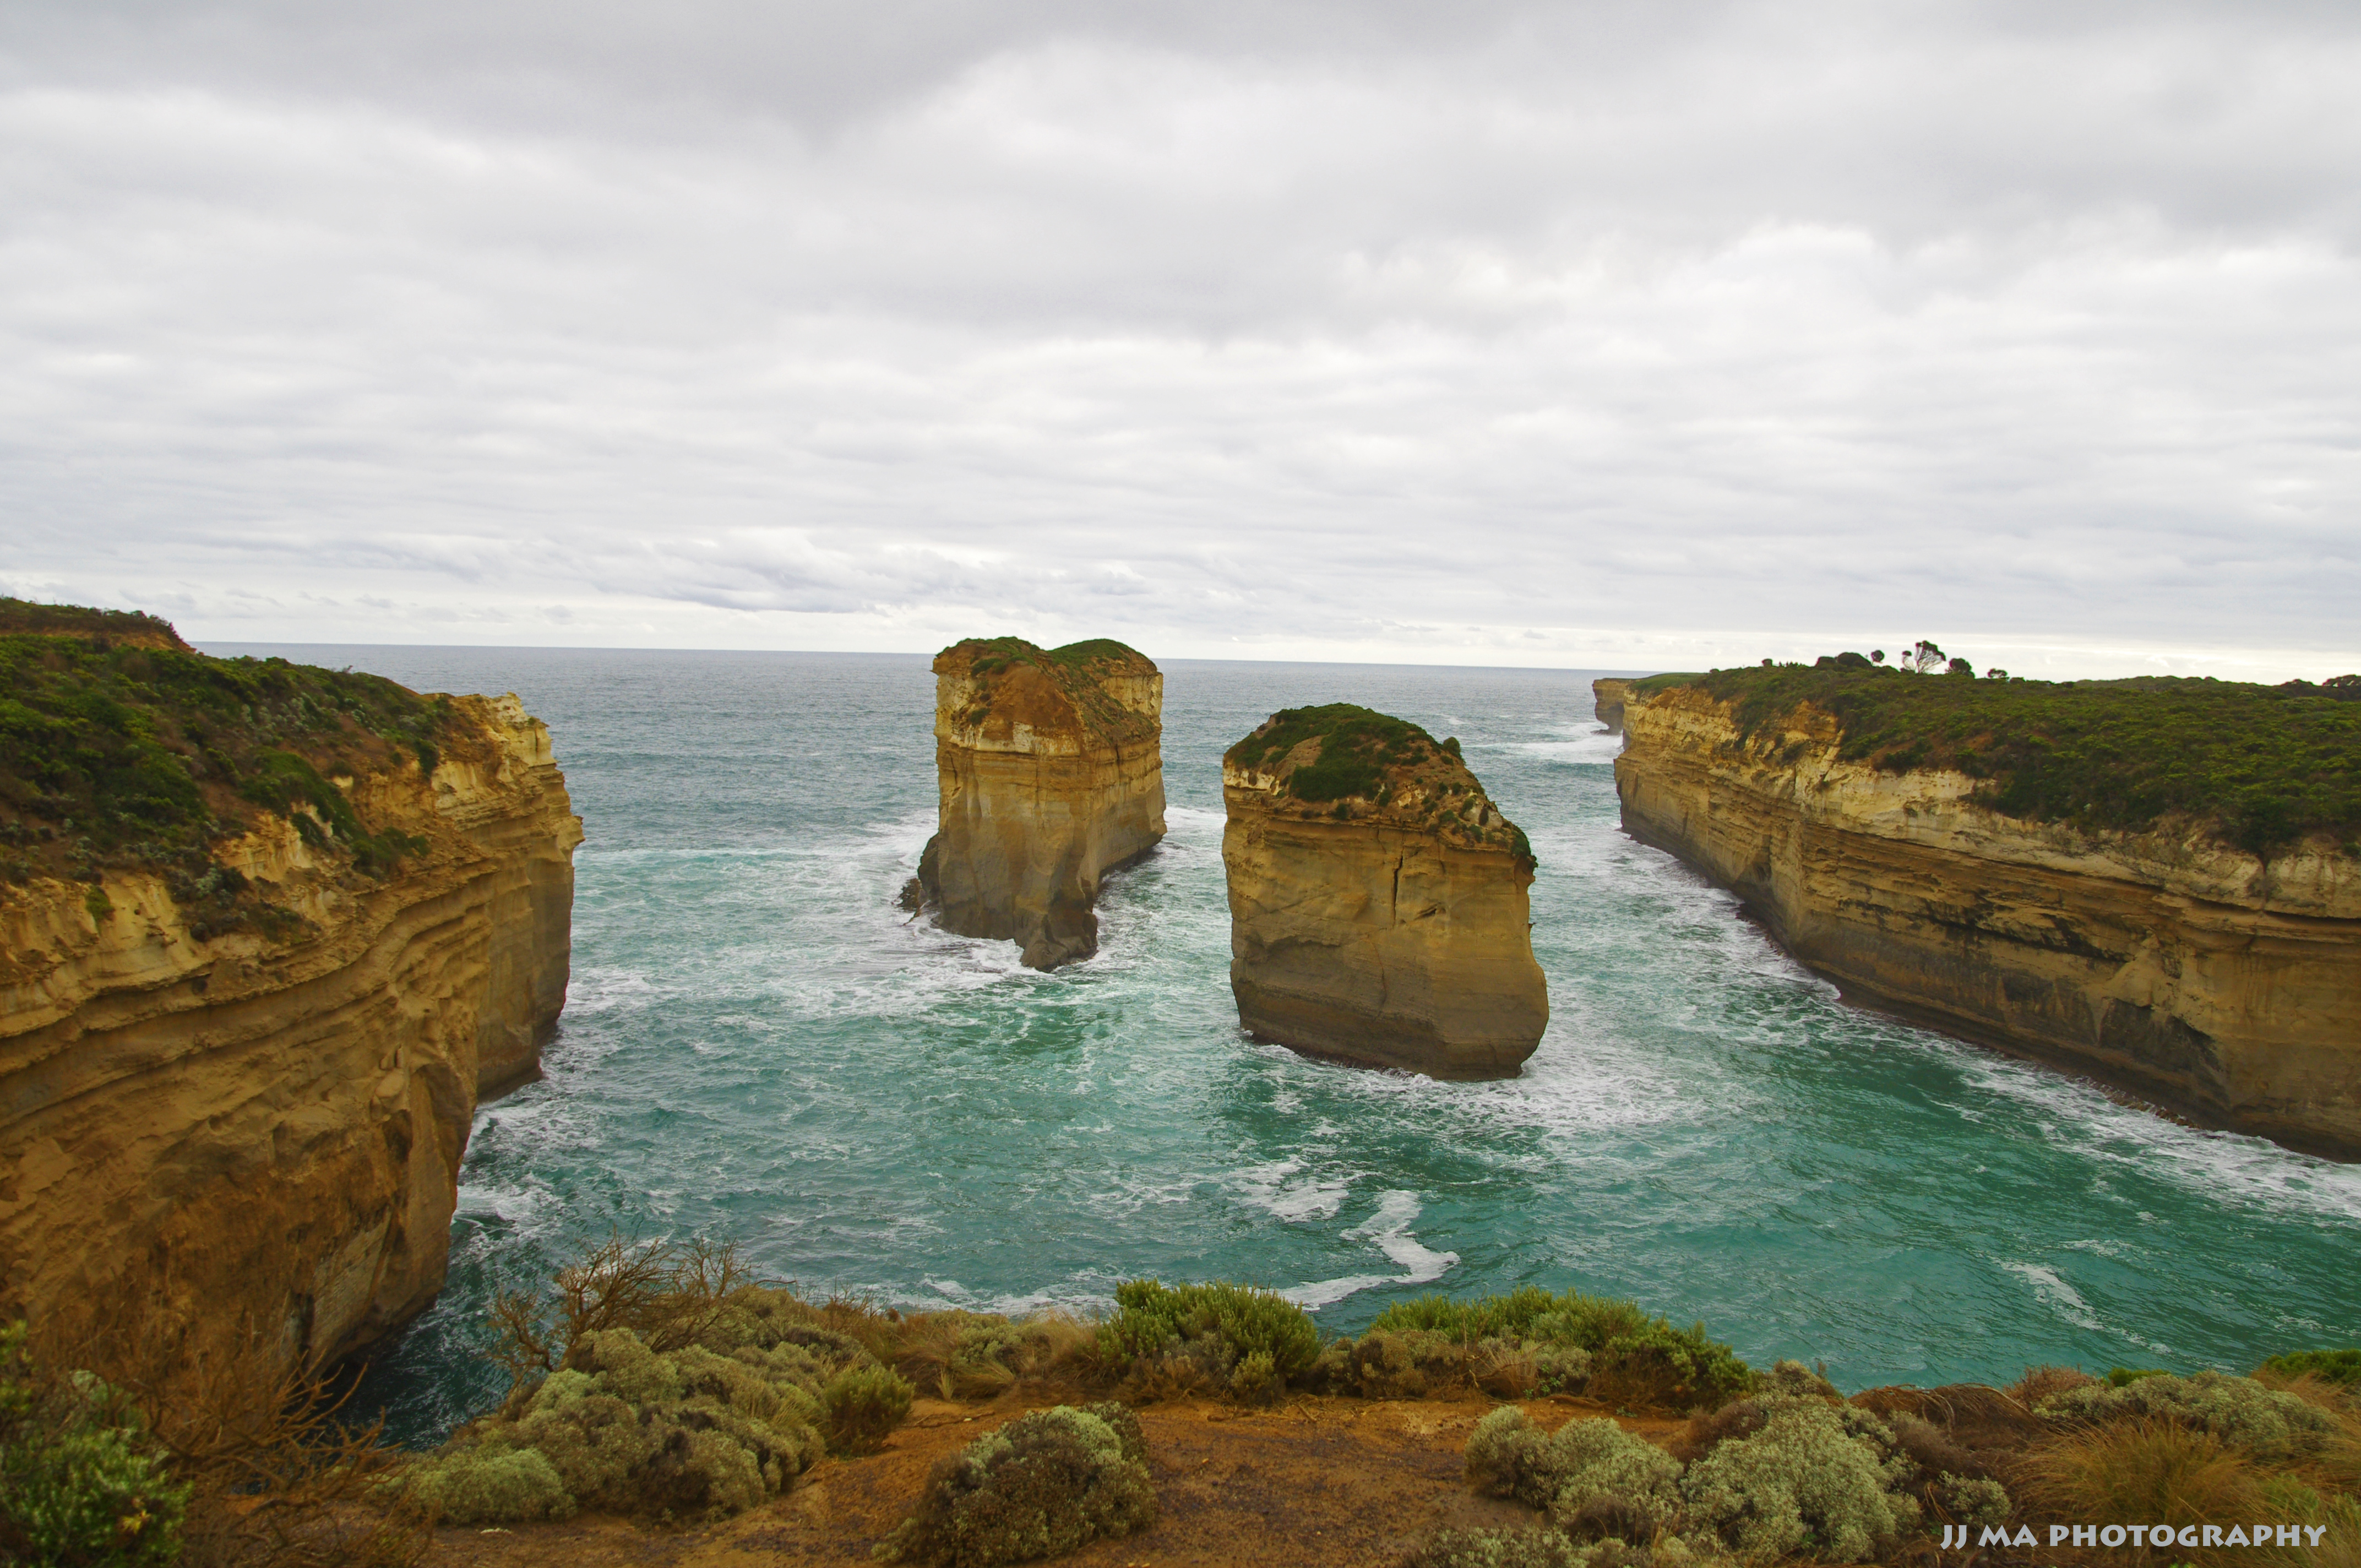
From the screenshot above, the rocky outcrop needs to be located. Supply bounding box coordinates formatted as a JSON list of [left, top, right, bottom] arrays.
[[1593, 679, 1638, 734], [0, 693, 581, 1372], [915, 638, 1166, 970], [1222, 706, 1547, 1078], [1615, 685, 2361, 1158]]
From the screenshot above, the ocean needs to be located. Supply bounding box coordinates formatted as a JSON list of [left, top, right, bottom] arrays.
[[210, 646, 2361, 1445]]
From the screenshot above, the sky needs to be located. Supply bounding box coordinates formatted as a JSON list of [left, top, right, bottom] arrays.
[[3, 0, 2358, 679]]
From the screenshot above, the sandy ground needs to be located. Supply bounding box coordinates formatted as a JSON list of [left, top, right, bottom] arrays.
[[425, 1392, 1673, 1567]]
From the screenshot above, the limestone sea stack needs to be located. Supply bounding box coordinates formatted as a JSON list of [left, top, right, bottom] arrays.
[[1615, 669, 2361, 1158], [914, 638, 1166, 970], [0, 603, 580, 1376], [1222, 705, 1548, 1077]]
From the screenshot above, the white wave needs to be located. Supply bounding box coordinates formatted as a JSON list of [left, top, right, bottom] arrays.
[[563, 968, 659, 1014], [1232, 1159, 1351, 1223], [1283, 1190, 1459, 1311], [2000, 1261, 2103, 1333]]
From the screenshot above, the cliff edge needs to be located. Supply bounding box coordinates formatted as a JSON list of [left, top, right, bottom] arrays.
[[1222, 705, 1547, 1078], [0, 605, 581, 1372], [1614, 669, 2361, 1157], [915, 637, 1165, 970]]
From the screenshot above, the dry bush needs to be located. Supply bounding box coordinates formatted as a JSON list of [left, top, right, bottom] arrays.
[[1669, 1398, 1769, 1465], [488, 1233, 758, 1381], [2017, 1417, 2265, 1568], [33, 1313, 427, 1568], [2009, 1365, 2098, 1407]]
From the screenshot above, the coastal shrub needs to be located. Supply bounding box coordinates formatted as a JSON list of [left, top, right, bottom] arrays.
[[823, 1363, 917, 1454], [1370, 1287, 1651, 1351], [0, 1325, 188, 1568], [1464, 1407, 1682, 1532], [395, 1312, 844, 1525], [2107, 1366, 2171, 1387], [2037, 1371, 2339, 1461], [2263, 1350, 2361, 1389], [895, 1312, 1099, 1402], [1679, 1395, 1919, 1562], [1679, 662, 2361, 855], [1097, 1280, 1320, 1399], [1403, 1526, 1590, 1568], [0, 602, 451, 894], [2009, 1364, 2098, 1406], [1590, 1321, 1754, 1412], [876, 1403, 1153, 1568]]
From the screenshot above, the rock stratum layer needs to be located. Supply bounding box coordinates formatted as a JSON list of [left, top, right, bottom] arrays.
[[916, 638, 1166, 970], [1615, 684, 2361, 1157], [1, 685, 580, 1374], [1222, 706, 1547, 1078]]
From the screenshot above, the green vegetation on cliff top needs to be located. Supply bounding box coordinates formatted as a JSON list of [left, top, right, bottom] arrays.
[[1225, 704, 1535, 867], [1652, 658, 2361, 856], [0, 598, 449, 900], [939, 635, 1159, 743]]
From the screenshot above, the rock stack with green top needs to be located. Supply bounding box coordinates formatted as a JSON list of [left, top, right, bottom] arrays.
[[914, 637, 1166, 970], [1220, 704, 1547, 1078]]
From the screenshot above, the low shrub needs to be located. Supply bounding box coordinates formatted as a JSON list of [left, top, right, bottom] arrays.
[[0, 1325, 188, 1568], [394, 1313, 852, 1525], [1679, 1395, 1918, 1563], [1464, 1407, 1682, 1533], [1403, 1526, 1590, 1568], [1589, 1320, 1754, 1413], [2037, 1371, 2339, 1462], [877, 1402, 1153, 1568], [1370, 1288, 1651, 1350], [824, 1363, 917, 1455], [2262, 1350, 2361, 1389], [1098, 1280, 1320, 1400]]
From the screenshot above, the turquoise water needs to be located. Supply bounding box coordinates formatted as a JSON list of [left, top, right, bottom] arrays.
[[220, 647, 2361, 1444]]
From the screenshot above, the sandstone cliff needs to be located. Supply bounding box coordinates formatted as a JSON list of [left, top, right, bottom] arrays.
[[1593, 678, 1638, 734], [915, 638, 1166, 970], [1615, 683, 2361, 1157], [1, 622, 580, 1374], [1222, 706, 1547, 1078]]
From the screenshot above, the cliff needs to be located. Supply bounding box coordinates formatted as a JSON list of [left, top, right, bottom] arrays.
[[0, 614, 580, 1373], [1615, 680, 2361, 1157], [914, 638, 1166, 970], [1593, 678, 1638, 734], [1222, 705, 1547, 1078]]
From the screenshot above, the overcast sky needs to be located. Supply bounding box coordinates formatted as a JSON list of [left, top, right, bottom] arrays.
[[3, 1, 2357, 677]]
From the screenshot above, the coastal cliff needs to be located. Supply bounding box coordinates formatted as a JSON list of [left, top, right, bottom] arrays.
[[0, 606, 580, 1373], [1222, 705, 1547, 1078], [1593, 678, 1638, 734], [915, 638, 1165, 970], [1614, 676, 2361, 1157]]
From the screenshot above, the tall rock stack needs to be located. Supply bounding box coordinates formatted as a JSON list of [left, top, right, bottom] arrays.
[[1221, 704, 1548, 1078], [915, 638, 1166, 970]]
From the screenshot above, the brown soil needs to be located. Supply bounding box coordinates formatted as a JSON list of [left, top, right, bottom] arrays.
[[425, 1393, 1676, 1568]]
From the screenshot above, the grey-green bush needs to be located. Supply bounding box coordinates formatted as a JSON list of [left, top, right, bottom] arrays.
[[1680, 1397, 1919, 1562], [876, 1402, 1154, 1567], [1462, 1407, 1681, 1533], [2037, 1371, 2340, 1461], [390, 1301, 861, 1525]]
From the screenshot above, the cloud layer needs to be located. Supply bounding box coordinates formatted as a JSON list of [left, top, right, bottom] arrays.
[[3, 1, 2357, 676]]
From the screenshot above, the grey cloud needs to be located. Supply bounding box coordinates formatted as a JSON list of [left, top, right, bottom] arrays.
[[1, 0, 2357, 673]]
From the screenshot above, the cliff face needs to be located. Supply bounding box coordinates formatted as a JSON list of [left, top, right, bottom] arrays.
[[1593, 679, 1638, 735], [0, 693, 581, 1371], [1615, 686, 2361, 1157], [1222, 707, 1547, 1079], [916, 639, 1166, 970]]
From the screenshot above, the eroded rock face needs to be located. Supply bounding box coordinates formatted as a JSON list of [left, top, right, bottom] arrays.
[[1222, 706, 1547, 1079], [1615, 684, 2361, 1158], [1593, 678, 1638, 735], [0, 693, 581, 1371], [915, 638, 1166, 970]]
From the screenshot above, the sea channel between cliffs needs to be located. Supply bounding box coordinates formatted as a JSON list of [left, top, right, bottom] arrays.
[[265, 645, 2361, 1450]]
